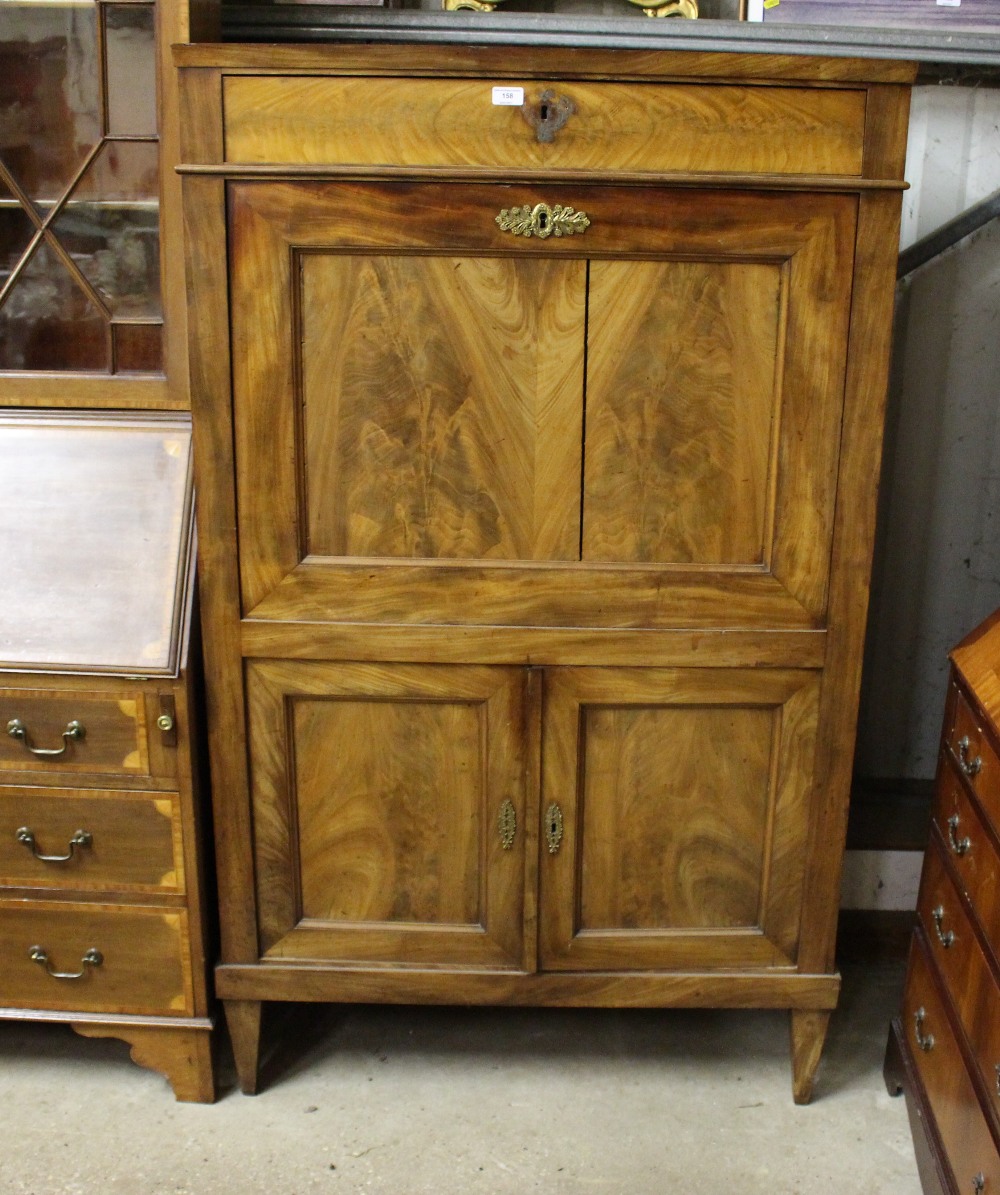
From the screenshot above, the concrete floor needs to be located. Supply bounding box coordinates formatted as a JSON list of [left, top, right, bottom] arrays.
[[0, 958, 919, 1195]]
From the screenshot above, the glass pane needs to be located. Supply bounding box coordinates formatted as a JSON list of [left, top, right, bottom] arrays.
[[105, 5, 157, 137], [114, 321, 162, 371], [0, 4, 101, 203], [0, 239, 108, 371], [52, 140, 161, 317], [0, 177, 37, 291]]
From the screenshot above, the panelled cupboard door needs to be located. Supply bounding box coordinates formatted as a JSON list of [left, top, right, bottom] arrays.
[[245, 661, 529, 969], [229, 180, 855, 630], [538, 667, 822, 971]]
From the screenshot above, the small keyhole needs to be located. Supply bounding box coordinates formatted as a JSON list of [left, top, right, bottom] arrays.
[[540, 102, 549, 122], [538, 211, 548, 230]]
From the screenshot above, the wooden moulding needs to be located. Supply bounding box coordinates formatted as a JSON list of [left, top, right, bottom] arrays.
[[172, 41, 917, 85], [794, 186, 908, 978], [215, 964, 840, 1009]]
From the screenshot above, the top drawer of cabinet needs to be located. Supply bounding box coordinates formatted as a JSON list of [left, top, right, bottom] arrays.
[[221, 76, 868, 176], [0, 688, 154, 783]]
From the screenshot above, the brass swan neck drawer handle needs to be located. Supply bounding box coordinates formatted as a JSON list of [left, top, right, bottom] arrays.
[[914, 1007, 935, 1052], [7, 717, 85, 758], [957, 735, 982, 777], [932, 905, 956, 948], [496, 203, 590, 240], [29, 945, 103, 981], [947, 814, 972, 857], [16, 826, 92, 863]]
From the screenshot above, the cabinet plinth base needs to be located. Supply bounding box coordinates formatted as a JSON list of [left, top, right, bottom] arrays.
[[218, 964, 840, 1096]]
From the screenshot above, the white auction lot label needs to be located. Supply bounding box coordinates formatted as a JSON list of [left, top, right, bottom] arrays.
[[492, 86, 525, 106]]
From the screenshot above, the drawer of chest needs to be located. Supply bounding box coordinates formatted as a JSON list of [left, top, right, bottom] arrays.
[[903, 932, 1000, 1194], [0, 787, 182, 895], [0, 900, 193, 1016], [933, 758, 1000, 926], [918, 835, 1000, 1130], [947, 679, 1000, 834], [222, 75, 867, 177], [0, 688, 159, 783]]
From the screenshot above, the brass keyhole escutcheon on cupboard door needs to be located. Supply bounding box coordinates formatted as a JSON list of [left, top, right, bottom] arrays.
[[498, 798, 517, 850], [545, 803, 564, 854]]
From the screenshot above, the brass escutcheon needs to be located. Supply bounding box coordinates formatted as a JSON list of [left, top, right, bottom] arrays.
[[544, 802, 564, 854], [496, 203, 590, 240], [498, 799, 517, 850]]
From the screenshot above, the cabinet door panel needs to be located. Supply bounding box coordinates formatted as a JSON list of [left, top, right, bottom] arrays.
[[301, 253, 585, 561], [583, 259, 780, 566], [231, 181, 854, 629], [539, 667, 821, 970], [246, 661, 528, 969]]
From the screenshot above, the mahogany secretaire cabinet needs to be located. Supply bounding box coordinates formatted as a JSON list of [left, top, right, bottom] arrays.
[[886, 612, 1000, 1191], [176, 40, 915, 1099], [0, 411, 214, 1101]]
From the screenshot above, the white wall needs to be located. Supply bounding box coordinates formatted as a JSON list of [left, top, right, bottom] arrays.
[[855, 83, 1000, 780]]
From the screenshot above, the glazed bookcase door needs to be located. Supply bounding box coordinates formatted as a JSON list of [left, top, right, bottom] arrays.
[[245, 660, 530, 970], [228, 179, 856, 631], [538, 666, 822, 971], [0, 0, 162, 374]]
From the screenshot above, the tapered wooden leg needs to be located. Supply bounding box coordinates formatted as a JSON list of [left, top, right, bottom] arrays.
[[73, 1023, 215, 1103], [225, 999, 263, 1095], [789, 1008, 831, 1104]]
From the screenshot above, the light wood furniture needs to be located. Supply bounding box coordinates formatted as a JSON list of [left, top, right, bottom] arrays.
[[177, 42, 915, 1100], [886, 611, 1000, 1192], [0, 411, 215, 1102]]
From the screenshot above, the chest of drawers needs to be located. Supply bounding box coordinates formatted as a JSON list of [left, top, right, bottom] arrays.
[[887, 612, 1000, 1192], [0, 411, 215, 1102], [177, 41, 914, 1098]]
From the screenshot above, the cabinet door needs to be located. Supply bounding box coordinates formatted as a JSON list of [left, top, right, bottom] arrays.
[[229, 180, 854, 631], [539, 666, 821, 971], [245, 661, 529, 970]]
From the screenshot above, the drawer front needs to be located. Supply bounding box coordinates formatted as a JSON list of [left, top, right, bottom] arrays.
[[0, 901, 192, 1015], [0, 788, 182, 894], [946, 680, 1000, 833], [903, 932, 1000, 1193], [934, 758, 1000, 933], [222, 76, 867, 177], [0, 689, 149, 781], [919, 835, 1000, 1129]]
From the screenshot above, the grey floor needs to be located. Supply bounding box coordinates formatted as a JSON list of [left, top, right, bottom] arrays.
[[0, 957, 919, 1195]]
